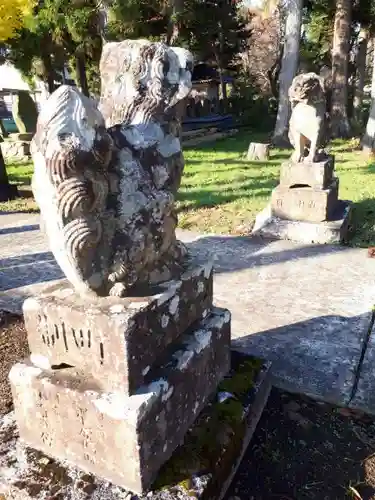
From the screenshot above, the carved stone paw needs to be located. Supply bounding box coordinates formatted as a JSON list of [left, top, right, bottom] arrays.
[[291, 152, 304, 163], [109, 282, 127, 297]]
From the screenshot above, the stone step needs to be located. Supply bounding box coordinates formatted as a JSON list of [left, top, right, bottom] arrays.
[[1, 352, 272, 500], [23, 255, 213, 395], [9, 307, 231, 495]]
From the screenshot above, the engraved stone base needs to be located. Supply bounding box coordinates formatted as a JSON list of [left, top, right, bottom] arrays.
[[1, 353, 272, 500], [9, 308, 231, 495], [279, 156, 334, 189], [253, 201, 352, 244], [23, 257, 213, 394], [271, 178, 339, 223]]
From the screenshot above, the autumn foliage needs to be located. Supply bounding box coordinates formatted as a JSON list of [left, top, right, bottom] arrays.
[[0, 0, 35, 42]]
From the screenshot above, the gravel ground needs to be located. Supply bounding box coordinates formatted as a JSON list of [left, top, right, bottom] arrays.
[[0, 311, 29, 416]]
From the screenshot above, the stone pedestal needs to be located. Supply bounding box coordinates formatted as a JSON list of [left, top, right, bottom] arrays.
[[1, 352, 272, 500], [271, 178, 339, 223], [9, 256, 232, 495], [253, 156, 352, 244]]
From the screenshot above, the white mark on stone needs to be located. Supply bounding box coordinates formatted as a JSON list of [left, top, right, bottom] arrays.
[[193, 401, 200, 414], [163, 385, 174, 402], [129, 301, 150, 310], [173, 349, 194, 370], [202, 309, 209, 318], [161, 314, 169, 328], [169, 296, 179, 316], [155, 282, 181, 306], [142, 366, 150, 376], [203, 262, 213, 278], [30, 354, 51, 371], [197, 281, 204, 294], [92, 392, 154, 422], [157, 135, 181, 158], [22, 297, 40, 312], [56, 288, 74, 298], [193, 329, 212, 353], [109, 304, 125, 314], [163, 443, 168, 453]]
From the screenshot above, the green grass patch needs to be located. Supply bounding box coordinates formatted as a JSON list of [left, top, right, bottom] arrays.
[[2, 134, 375, 247], [179, 133, 375, 247]]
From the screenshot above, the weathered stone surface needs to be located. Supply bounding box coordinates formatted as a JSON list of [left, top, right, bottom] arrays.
[[254, 200, 351, 244], [288, 72, 327, 163], [1, 352, 271, 500], [23, 257, 213, 394], [10, 308, 231, 495], [1, 139, 31, 160], [31, 40, 194, 297], [279, 156, 334, 189], [271, 178, 339, 222]]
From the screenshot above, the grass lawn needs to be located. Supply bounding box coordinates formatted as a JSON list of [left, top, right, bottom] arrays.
[[180, 132, 375, 247], [2, 131, 375, 247]]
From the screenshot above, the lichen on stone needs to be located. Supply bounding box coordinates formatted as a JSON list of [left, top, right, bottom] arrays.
[[153, 354, 264, 496]]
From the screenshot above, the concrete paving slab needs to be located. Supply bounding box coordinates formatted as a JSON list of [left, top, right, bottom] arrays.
[[1, 212, 375, 407]]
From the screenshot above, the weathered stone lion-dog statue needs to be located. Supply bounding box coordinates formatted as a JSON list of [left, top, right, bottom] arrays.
[[288, 72, 327, 163], [31, 40, 194, 298]]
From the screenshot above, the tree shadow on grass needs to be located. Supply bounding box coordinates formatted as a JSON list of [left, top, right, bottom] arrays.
[[177, 176, 278, 210], [349, 198, 375, 247]]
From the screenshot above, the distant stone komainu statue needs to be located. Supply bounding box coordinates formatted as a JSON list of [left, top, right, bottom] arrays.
[[288, 72, 327, 163], [31, 39, 193, 297]]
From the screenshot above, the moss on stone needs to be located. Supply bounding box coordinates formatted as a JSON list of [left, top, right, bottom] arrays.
[[218, 357, 263, 398], [154, 354, 263, 495]]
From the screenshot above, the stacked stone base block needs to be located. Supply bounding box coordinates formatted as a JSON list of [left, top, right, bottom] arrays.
[[253, 155, 352, 244], [10, 257, 233, 495], [253, 201, 352, 244], [271, 178, 339, 222], [1, 353, 272, 500], [23, 258, 213, 394], [10, 308, 230, 494], [279, 156, 334, 189]]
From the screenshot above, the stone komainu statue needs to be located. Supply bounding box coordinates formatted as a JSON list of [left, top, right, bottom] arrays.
[[31, 40, 193, 297], [288, 72, 327, 163]]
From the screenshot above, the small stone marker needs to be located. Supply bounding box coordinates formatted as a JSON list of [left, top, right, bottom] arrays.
[[246, 142, 270, 161], [6, 38, 271, 498]]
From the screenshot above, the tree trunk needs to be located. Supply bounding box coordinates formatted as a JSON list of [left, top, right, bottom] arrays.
[[330, 0, 352, 138], [353, 27, 369, 122], [247, 142, 270, 160], [40, 35, 55, 94], [272, 0, 303, 145], [362, 37, 375, 156], [76, 52, 89, 97], [0, 146, 18, 202], [165, 0, 184, 45]]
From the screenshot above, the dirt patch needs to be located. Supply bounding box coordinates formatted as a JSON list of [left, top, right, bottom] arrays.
[[226, 388, 375, 500], [0, 310, 29, 415]]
